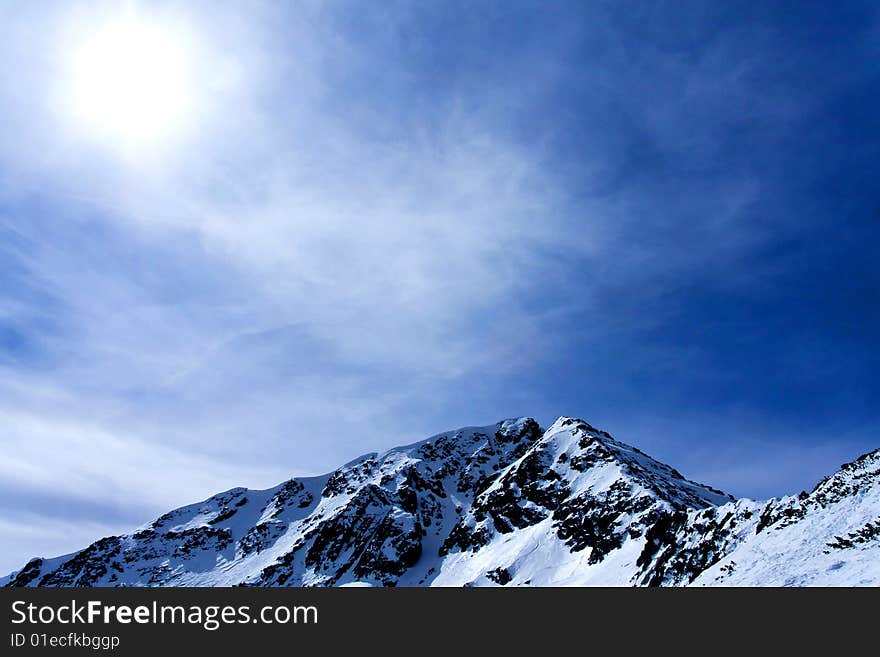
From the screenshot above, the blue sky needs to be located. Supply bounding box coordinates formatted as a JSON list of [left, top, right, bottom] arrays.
[[1, 0, 878, 573]]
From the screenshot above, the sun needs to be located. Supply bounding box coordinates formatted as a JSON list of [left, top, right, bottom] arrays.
[[67, 14, 195, 148]]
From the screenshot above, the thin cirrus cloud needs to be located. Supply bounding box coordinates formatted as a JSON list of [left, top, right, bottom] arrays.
[[0, 1, 589, 571], [1, 1, 879, 574]]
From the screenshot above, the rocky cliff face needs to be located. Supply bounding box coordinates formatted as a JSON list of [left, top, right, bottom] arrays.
[[4, 417, 879, 587]]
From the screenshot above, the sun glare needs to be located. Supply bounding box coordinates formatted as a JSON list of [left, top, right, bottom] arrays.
[[67, 15, 195, 148]]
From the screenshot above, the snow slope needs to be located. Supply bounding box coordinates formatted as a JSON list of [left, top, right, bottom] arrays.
[[692, 449, 880, 586], [3, 417, 878, 587]]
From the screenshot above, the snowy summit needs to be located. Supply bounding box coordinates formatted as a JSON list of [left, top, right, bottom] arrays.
[[4, 417, 879, 587]]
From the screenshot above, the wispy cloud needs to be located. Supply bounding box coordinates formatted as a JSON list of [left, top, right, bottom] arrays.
[[0, 1, 589, 571]]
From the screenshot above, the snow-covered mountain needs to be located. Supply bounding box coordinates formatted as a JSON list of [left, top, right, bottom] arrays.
[[4, 417, 879, 587]]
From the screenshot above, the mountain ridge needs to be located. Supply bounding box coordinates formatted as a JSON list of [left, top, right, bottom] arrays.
[[4, 416, 879, 587]]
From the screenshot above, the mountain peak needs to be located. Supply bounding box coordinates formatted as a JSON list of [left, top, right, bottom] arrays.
[[543, 416, 732, 506], [4, 417, 877, 587]]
